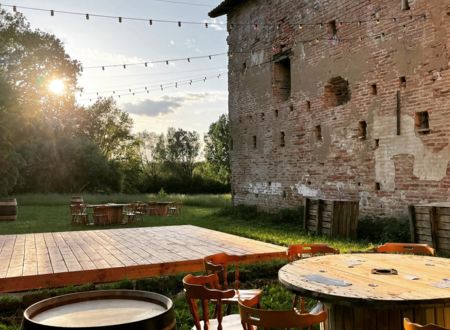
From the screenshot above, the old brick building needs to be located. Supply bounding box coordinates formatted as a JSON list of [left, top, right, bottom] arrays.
[[209, 0, 450, 217]]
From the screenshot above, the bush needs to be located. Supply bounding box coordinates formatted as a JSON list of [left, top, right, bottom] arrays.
[[357, 217, 411, 244]]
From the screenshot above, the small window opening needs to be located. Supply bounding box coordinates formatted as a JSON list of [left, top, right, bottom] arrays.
[[275, 109, 279, 117], [242, 62, 247, 73], [324, 76, 351, 107], [261, 113, 265, 121], [273, 57, 291, 101], [399, 76, 406, 88], [255, 193, 259, 198], [375, 182, 381, 191], [282, 190, 287, 199], [289, 104, 294, 112], [315, 125, 323, 141], [328, 20, 338, 37], [415, 111, 430, 134], [280, 131, 285, 147], [358, 121, 367, 140], [268, 181, 272, 186], [374, 139, 380, 149], [252, 135, 257, 148], [401, 0, 410, 11], [371, 83, 378, 95], [306, 100, 311, 111]]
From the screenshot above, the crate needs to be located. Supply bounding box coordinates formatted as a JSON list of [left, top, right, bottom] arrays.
[[408, 203, 450, 254], [303, 198, 359, 239]]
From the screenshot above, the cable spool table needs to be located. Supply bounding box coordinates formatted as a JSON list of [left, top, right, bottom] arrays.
[[278, 253, 450, 330]]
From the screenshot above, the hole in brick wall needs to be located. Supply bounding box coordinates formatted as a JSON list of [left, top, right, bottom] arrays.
[[374, 139, 379, 149], [273, 56, 291, 101], [282, 190, 287, 198], [306, 100, 311, 111], [252, 135, 257, 148], [255, 193, 259, 198], [268, 181, 272, 186], [275, 109, 279, 117], [261, 113, 265, 121], [242, 61, 247, 73], [401, 0, 410, 10], [280, 131, 285, 147], [371, 83, 378, 95], [375, 182, 381, 191], [358, 182, 361, 186], [358, 121, 367, 140], [315, 125, 323, 141], [324, 76, 351, 107], [289, 104, 294, 112], [415, 111, 430, 134], [307, 181, 311, 185], [399, 76, 406, 88], [328, 20, 338, 36]]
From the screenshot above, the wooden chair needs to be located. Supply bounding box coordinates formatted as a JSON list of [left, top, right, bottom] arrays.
[[70, 204, 88, 225], [404, 318, 449, 330], [374, 243, 435, 256], [131, 202, 145, 222], [183, 273, 244, 330], [239, 296, 327, 330], [286, 244, 339, 313], [168, 201, 182, 216], [122, 204, 136, 223], [92, 206, 108, 225], [204, 252, 262, 314]]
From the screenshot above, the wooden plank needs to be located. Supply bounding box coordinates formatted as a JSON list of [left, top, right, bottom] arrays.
[[303, 198, 309, 231], [316, 199, 323, 235], [408, 205, 417, 243], [430, 207, 439, 249]]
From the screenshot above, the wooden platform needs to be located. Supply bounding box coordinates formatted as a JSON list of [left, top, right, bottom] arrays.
[[0, 225, 286, 293]]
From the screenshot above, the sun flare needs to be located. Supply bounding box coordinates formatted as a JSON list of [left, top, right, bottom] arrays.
[[48, 79, 65, 95]]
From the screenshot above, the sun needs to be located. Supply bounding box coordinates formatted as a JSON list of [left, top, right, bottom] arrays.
[[48, 79, 65, 95]]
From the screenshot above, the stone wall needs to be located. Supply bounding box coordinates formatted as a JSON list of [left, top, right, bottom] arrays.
[[225, 0, 450, 217]]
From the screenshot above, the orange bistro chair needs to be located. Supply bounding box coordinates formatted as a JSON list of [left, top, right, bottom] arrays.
[[286, 243, 340, 313], [239, 296, 327, 330], [203, 252, 262, 314], [374, 243, 435, 256], [183, 273, 244, 330], [404, 318, 449, 330]]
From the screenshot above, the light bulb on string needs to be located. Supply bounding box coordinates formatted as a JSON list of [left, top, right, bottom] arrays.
[[123, 64, 126, 69], [145, 62, 148, 67], [178, 21, 181, 27], [118, 17, 122, 23], [149, 19, 152, 26], [50, 10, 54, 16], [205, 22, 208, 28], [166, 60, 169, 65], [86, 14, 89, 20]]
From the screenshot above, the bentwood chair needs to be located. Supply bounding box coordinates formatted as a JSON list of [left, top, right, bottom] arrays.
[[70, 204, 88, 225], [183, 273, 244, 330], [404, 318, 449, 330], [239, 296, 327, 330], [286, 243, 340, 312], [374, 243, 435, 256], [203, 252, 262, 315]]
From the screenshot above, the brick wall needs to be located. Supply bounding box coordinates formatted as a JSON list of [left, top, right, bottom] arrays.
[[224, 0, 450, 217]]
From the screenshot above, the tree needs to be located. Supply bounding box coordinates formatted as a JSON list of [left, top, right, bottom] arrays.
[[165, 128, 200, 178], [204, 114, 230, 185]]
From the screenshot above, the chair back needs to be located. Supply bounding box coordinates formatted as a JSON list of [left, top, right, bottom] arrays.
[[70, 204, 84, 215], [404, 318, 448, 330], [203, 252, 242, 289], [183, 274, 235, 330], [375, 243, 435, 256], [287, 243, 340, 261], [239, 298, 327, 329]]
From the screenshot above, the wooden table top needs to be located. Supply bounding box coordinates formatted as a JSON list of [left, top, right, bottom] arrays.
[[278, 253, 450, 306], [86, 204, 129, 208]]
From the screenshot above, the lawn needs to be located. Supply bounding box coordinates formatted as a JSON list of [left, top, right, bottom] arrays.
[[0, 193, 392, 329]]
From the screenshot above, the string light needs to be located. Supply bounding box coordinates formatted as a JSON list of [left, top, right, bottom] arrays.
[[0, 3, 426, 30], [82, 52, 226, 71]]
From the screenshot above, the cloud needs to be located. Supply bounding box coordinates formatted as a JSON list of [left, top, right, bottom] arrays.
[[123, 92, 228, 117], [123, 96, 183, 116]]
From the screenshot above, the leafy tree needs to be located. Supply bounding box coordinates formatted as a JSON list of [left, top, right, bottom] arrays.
[[204, 114, 230, 184]]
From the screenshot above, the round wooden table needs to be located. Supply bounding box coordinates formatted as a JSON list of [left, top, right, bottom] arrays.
[[278, 253, 450, 330]]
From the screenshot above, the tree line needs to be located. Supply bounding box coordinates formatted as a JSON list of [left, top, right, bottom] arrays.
[[0, 10, 230, 196]]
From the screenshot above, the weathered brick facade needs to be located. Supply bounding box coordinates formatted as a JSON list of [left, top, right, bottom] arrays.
[[210, 0, 450, 217]]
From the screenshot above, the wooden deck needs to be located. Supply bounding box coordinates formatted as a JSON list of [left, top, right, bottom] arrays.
[[0, 225, 287, 293]]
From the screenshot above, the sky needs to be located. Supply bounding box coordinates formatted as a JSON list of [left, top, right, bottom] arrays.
[[3, 0, 228, 135]]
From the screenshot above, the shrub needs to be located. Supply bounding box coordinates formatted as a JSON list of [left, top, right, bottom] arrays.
[[357, 217, 411, 244]]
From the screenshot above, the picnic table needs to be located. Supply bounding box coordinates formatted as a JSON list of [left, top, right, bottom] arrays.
[[279, 253, 450, 329]]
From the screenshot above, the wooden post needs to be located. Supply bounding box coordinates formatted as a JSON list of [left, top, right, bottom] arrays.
[[303, 198, 309, 231], [316, 199, 323, 235], [429, 206, 439, 249], [408, 205, 416, 243], [396, 91, 401, 135]]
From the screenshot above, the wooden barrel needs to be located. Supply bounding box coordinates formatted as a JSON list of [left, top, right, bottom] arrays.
[[22, 290, 176, 330], [0, 198, 17, 221], [70, 196, 84, 205]]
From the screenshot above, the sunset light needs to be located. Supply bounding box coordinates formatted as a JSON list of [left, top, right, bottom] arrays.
[[48, 79, 65, 95]]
